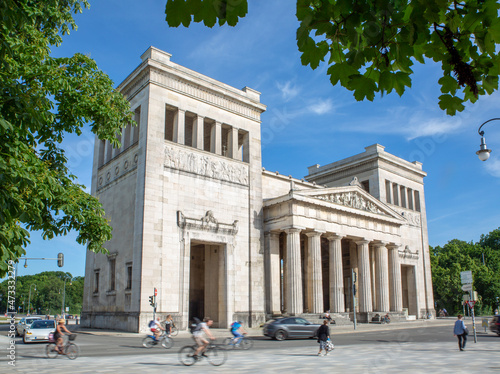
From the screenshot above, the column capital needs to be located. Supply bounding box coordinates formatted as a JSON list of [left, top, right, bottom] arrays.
[[387, 243, 402, 250], [326, 233, 343, 241], [305, 230, 325, 238], [372, 241, 388, 248], [283, 227, 304, 234], [355, 238, 371, 245], [264, 231, 281, 238]]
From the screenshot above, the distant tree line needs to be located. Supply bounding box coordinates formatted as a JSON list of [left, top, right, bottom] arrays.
[[431, 228, 500, 316], [0, 271, 83, 316]]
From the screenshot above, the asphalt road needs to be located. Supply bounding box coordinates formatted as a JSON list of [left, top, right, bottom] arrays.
[[1, 323, 497, 361]]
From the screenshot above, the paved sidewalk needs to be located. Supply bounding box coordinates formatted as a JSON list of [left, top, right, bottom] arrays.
[[5, 340, 499, 374]]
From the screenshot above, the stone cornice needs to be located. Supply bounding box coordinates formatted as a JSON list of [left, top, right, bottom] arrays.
[[118, 55, 266, 122]]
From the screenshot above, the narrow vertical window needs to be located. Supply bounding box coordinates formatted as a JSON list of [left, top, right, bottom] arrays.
[[109, 258, 116, 291], [126, 263, 132, 290], [94, 270, 100, 294]]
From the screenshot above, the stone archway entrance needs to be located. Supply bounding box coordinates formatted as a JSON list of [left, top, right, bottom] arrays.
[[188, 242, 226, 327]]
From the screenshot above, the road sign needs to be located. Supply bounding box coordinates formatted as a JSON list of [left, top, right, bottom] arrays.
[[460, 270, 473, 284], [467, 300, 476, 308], [462, 284, 473, 292]]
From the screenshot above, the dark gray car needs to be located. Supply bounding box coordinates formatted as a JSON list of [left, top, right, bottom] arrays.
[[263, 317, 321, 341]]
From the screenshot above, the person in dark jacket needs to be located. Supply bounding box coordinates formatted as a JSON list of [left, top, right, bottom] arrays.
[[317, 320, 330, 356], [453, 314, 467, 351]]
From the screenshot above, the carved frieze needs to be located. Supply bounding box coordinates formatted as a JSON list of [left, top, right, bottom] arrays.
[[400, 211, 421, 227], [311, 191, 386, 215], [164, 145, 249, 185], [399, 245, 419, 260], [97, 150, 138, 191], [177, 210, 239, 235]]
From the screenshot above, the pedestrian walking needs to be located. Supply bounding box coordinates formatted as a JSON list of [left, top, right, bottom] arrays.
[[317, 320, 330, 356], [453, 314, 467, 351]]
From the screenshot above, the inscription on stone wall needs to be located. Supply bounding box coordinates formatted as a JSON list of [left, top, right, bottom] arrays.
[[311, 191, 386, 215], [164, 145, 249, 185]]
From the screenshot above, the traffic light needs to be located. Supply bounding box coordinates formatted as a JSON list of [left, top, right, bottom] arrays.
[[57, 253, 64, 267], [149, 296, 155, 307]]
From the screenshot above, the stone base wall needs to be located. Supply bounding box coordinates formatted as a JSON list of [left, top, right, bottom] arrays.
[[81, 311, 140, 332]]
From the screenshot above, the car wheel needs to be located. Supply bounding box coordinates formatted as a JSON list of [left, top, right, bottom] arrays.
[[23, 334, 28, 344], [274, 330, 287, 341]]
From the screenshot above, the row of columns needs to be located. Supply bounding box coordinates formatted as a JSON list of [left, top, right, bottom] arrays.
[[169, 108, 247, 160], [386, 180, 421, 212], [267, 229, 403, 316]]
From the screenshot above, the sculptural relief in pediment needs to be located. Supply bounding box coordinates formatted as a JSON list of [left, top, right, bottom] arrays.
[[310, 191, 386, 215]]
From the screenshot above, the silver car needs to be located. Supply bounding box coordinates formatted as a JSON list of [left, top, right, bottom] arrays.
[[16, 317, 42, 337], [263, 317, 321, 341], [23, 320, 56, 343]]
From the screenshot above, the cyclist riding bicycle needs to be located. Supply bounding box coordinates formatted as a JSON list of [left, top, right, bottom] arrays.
[[54, 319, 71, 354], [193, 317, 215, 359], [150, 317, 165, 341], [229, 320, 247, 346]]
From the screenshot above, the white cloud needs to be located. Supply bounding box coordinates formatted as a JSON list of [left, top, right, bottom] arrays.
[[308, 98, 333, 115], [484, 157, 500, 178], [276, 81, 300, 101]]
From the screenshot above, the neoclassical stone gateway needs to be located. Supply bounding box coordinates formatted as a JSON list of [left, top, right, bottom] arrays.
[[81, 47, 434, 332]]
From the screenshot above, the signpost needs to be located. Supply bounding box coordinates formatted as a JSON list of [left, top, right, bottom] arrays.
[[460, 270, 477, 343]]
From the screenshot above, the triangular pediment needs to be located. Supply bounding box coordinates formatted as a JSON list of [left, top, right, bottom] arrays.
[[293, 186, 404, 221]]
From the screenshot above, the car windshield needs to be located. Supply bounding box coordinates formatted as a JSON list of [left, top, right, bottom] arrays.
[[26, 319, 39, 324], [30, 321, 55, 329]]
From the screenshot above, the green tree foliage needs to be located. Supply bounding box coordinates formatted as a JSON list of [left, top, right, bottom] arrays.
[[431, 228, 500, 316], [164, 0, 500, 115], [0, 271, 84, 316], [0, 0, 134, 276]]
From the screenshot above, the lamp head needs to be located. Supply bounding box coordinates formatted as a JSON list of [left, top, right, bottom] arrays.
[[476, 136, 492, 161]]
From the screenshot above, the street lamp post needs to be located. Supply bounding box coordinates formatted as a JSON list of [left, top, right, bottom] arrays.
[[28, 284, 37, 316], [476, 118, 500, 161]]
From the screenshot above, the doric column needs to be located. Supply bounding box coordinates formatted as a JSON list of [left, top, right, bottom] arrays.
[[306, 231, 324, 314], [264, 231, 281, 315], [388, 244, 403, 312], [284, 228, 303, 315], [356, 239, 372, 313], [374, 242, 390, 312], [173, 109, 185, 145], [211, 121, 222, 155], [229, 127, 239, 159], [193, 115, 204, 150], [327, 234, 345, 313]]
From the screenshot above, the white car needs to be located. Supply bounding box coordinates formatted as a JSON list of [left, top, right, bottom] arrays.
[[23, 320, 56, 343], [16, 317, 42, 337]]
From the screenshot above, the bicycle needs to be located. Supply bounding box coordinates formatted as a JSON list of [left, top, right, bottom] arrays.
[[46, 334, 79, 360], [223, 334, 253, 350], [178, 341, 227, 366], [142, 330, 174, 349], [165, 322, 178, 337]]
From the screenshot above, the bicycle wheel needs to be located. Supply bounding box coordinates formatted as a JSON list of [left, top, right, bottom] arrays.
[[65, 343, 79, 360], [178, 346, 197, 366], [240, 337, 253, 350], [46, 343, 58, 359], [223, 337, 235, 350], [161, 336, 174, 349], [206, 346, 227, 366], [142, 336, 155, 348], [170, 325, 179, 337]]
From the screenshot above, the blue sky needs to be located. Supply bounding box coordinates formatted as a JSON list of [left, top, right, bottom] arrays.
[[17, 0, 500, 278]]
